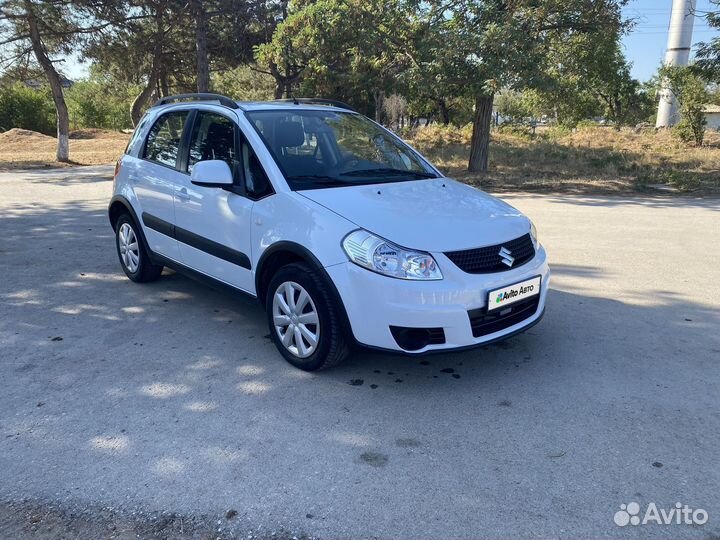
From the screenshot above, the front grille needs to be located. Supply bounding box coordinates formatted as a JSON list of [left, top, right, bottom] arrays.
[[445, 234, 535, 274], [468, 295, 540, 338]]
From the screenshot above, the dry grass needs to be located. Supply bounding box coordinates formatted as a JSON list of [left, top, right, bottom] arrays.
[[0, 128, 129, 169], [1, 125, 718, 194], [408, 125, 720, 194]]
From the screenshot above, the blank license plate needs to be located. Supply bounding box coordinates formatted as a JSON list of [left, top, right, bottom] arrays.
[[488, 276, 541, 312]]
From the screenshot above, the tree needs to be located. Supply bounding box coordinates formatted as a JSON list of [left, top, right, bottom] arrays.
[[531, 30, 651, 127], [191, 0, 210, 92], [253, 0, 304, 99], [695, 0, 720, 82], [0, 0, 84, 161], [212, 65, 275, 101], [82, 0, 194, 125], [660, 65, 710, 145], [65, 66, 140, 129], [432, 0, 629, 171]]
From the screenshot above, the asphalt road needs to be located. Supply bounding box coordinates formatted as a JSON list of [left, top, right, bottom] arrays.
[[1, 166, 718, 539]]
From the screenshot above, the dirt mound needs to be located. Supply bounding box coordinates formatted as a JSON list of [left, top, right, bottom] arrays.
[[70, 128, 128, 140], [0, 128, 54, 143]]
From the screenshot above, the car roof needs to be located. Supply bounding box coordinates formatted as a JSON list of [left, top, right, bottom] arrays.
[[237, 101, 355, 113], [149, 98, 356, 116]]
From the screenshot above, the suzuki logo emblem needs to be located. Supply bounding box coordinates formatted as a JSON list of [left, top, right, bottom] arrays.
[[499, 247, 515, 267]]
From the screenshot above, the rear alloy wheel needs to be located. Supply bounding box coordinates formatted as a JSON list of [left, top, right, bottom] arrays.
[[114, 213, 163, 283], [266, 263, 349, 371], [118, 222, 140, 273]]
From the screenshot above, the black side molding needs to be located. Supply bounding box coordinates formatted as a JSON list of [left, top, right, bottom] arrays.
[[141, 212, 251, 270], [142, 212, 174, 238]]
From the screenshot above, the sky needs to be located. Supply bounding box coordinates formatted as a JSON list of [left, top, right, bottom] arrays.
[[62, 0, 719, 83], [622, 0, 718, 81]]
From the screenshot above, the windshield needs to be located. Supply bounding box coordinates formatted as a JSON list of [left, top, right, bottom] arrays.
[[245, 109, 440, 190]]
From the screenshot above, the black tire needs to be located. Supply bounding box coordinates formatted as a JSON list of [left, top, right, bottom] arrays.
[[114, 213, 163, 283], [266, 262, 350, 371]]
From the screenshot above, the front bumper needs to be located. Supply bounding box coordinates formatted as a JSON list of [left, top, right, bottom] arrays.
[[326, 245, 550, 353]]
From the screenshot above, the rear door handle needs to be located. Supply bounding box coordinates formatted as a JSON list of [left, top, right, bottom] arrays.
[[176, 187, 190, 201]]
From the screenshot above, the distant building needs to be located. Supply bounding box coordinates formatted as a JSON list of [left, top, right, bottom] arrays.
[[704, 105, 720, 131]]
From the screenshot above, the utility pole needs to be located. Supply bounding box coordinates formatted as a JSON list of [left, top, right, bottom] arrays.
[[656, 0, 697, 127]]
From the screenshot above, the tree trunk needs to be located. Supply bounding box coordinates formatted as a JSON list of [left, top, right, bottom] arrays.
[[468, 94, 495, 173], [269, 62, 284, 99], [131, 43, 162, 126], [160, 68, 170, 97], [131, 69, 159, 126], [273, 83, 283, 99], [437, 98, 450, 125], [25, 0, 69, 162], [374, 90, 384, 123], [192, 0, 210, 93]]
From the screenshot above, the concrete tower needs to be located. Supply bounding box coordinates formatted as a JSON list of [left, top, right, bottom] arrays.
[[656, 0, 697, 127]]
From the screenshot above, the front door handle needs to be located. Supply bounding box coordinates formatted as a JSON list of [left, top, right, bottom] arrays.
[[176, 187, 190, 201]]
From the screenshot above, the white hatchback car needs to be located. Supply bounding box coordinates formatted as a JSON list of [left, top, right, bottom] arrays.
[[109, 93, 549, 370]]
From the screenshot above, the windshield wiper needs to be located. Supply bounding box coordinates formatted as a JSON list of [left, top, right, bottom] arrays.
[[340, 168, 437, 178], [285, 175, 347, 188]]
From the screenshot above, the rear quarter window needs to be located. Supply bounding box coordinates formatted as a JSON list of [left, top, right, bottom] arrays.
[[125, 116, 150, 156]]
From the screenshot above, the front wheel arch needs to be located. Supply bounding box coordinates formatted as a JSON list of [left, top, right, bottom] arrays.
[[255, 242, 355, 343]]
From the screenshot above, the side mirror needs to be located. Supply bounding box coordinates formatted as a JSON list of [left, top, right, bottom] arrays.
[[190, 160, 234, 187]]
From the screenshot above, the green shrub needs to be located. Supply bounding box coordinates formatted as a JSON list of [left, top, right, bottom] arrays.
[[0, 83, 55, 135], [576, 119, 599, 129], [66, 78, 137, 130], [543, 125, 572, 140], [672, 113, 706, 145], [495, 123, 532, 138]]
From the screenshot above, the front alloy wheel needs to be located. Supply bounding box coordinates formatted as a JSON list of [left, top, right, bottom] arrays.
[[272, 281, 320, 358], [265, 263, 349, 371]]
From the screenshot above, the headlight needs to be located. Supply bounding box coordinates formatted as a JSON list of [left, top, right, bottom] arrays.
[[530, 221, 538, 248], [342, 229, 443, 280]]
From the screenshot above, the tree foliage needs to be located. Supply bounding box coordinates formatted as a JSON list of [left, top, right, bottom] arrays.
[[660, 65, 710, 145], [0, 0, 88, 160], [0, 0, 645, 169], [695, 0, 720, 82], [0, 81, 55, 133]]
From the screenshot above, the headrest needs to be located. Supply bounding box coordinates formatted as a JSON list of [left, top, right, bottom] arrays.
[[206, 122, 232, 140], [276, 121, 305, 148]]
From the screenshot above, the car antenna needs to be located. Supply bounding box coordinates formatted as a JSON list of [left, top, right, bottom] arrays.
[[290, 94, 299, 105]]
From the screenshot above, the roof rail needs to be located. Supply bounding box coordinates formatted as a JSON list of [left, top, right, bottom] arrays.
[[152, 93, 240, 110], [273, 98, 355, 112]]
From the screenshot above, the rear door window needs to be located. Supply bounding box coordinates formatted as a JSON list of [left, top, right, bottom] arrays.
[[143, 111, 190, 168]]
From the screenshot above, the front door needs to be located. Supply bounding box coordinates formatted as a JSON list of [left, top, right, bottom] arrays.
[[173, 111, 255, 294]]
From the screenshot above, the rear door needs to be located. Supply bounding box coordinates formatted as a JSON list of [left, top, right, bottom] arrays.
[[131, 110, 190, 260], [173, 110, 258, 293]]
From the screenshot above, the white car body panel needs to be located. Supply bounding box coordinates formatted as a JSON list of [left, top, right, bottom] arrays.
[[173, 175, 255, 293], [111, 99, 550, 355], [298, 178, 531, 252], [250, 192, 356, 270], [121, 156, 180, 260], [327, 248, 549, 351]]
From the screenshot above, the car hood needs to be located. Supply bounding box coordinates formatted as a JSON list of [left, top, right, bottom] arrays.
[[298, 178, 531, 252]]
